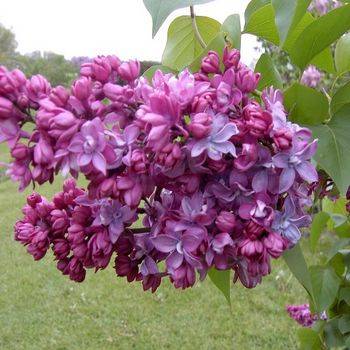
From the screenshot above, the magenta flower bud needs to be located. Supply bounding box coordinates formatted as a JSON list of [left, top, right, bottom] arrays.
[[17, 94, 30, 109], [26, 74, 51, 102], [234, 143, 258, 171], [188, 112, 212, 138], [243, 102, 272, 137], [130, 149, 147, 173], [72, 77, 92, 100], [263, 232, 285, 258], [68, 257, 86, 282], [201, 51, 220, 74], [26, 193, 42, 208], [244, 221, 264, 239], [223, 47, 240, 69], [81, 57, 112, 83], [239, 238, 264, 258], [216, 211, 236, 232], [107, 55, 122, 71], [63, 178, 77, 193], [235, 67, 260, 93], [0, 97, 14, 119], [273, 128, 293, 150], [103, 83, 124, 101], [49, 86, 69, 107], [118, 60, 140, 82], [100, 178, 118, 198], [11, 143, 30, 161], [51, 209, 69, 235], [53, 238, 70, 260], [33, 137, 54, 165]]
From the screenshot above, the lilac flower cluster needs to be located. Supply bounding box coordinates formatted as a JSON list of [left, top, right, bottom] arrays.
[[308, 0, 342, 15], [1, 47, 317, 291], [301, 65, 323, 88], [286, 304, 327, 327]]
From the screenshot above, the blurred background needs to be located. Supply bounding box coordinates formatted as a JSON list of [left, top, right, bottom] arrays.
[[0, 0, 258, 86]]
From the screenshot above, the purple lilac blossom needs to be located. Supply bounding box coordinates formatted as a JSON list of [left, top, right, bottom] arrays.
[[1, 47, 318, 291], [301, 65, 322, 88]]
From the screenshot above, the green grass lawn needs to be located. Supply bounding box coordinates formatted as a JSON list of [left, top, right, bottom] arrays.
[[0, 177, 311, 350]]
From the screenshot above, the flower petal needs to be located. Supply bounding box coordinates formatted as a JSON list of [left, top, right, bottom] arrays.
[[152, 235, 177, 253], [279, 167, 295, 193], [296, 161, 318, 183], [166, 251, 183, 269]]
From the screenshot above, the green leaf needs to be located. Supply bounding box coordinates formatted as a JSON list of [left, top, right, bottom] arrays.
[[289, 4, 350, 70], [298, 328, 322, 350], [254, 53, 283, 90], [310, 266, 340, 312], [189, 31, 226, 72], [221, 14, 241, 49], [244, 4, 280, 45], [244, 0, 270, 24], [142, 65, 176, 82], [282, 12, 335, 74], [310, 48, 335, 74], [283, 243, 313, 298], [335, 33, 350, 74], [162, 15, 221, 71], [338, 315, 350, 335], [330, 81, 350, 116], [272, 0, 311, 45], [339, 287, 350, 305], [208, 268, 231, 305], [284, 83, 329, 125], [143, 0, 216, 37], [325, 318, 346, 348], [311, 105, 350, 195], [310, 211, 330, 252], [327, 239, 350, 262], [323, 197, 348, 216]]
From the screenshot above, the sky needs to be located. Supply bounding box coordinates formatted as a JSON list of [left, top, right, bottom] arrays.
[[0, 0, 258, 64]]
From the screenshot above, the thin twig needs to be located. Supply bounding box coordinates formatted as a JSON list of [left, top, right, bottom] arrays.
[[190, 5, 206, 49], [128, 227, 151, 234]]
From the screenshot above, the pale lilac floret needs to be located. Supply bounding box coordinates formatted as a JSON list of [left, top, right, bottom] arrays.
[[191, 114, 238, 160]]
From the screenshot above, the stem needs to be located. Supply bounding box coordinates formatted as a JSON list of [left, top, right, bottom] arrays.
[[128, 227, 151, 234], [190, 5, 206, 49], [252, 90, 262, 98]]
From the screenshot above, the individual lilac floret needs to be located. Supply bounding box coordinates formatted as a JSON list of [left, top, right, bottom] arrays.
[[301, 65, 322, 88], [93, 200, 136, 243], [69, 118, 108, 174], [152, 223, 204, 270], [272, 197, 311, 244], [273, 140, 318, 193], [191, 114, 238, 160]]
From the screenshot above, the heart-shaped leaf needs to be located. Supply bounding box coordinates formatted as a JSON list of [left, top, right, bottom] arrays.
[[289, 5, 350, 70], [244, 4, 280, 45], [221, 14, 241, 49], [162, 15, 221, 70], [208, 268, 231, 305], [335, 33, 350, 74], [284, 83, 329, 125], [272, 0, 311, 45], [311, 105, 350, 195], [255, 53, 283, 90], [143, 0, 216, 37], [310, 266, 340, 312]]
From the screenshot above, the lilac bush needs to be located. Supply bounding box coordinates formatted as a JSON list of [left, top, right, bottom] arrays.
[[0, 47, 317, 291]]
